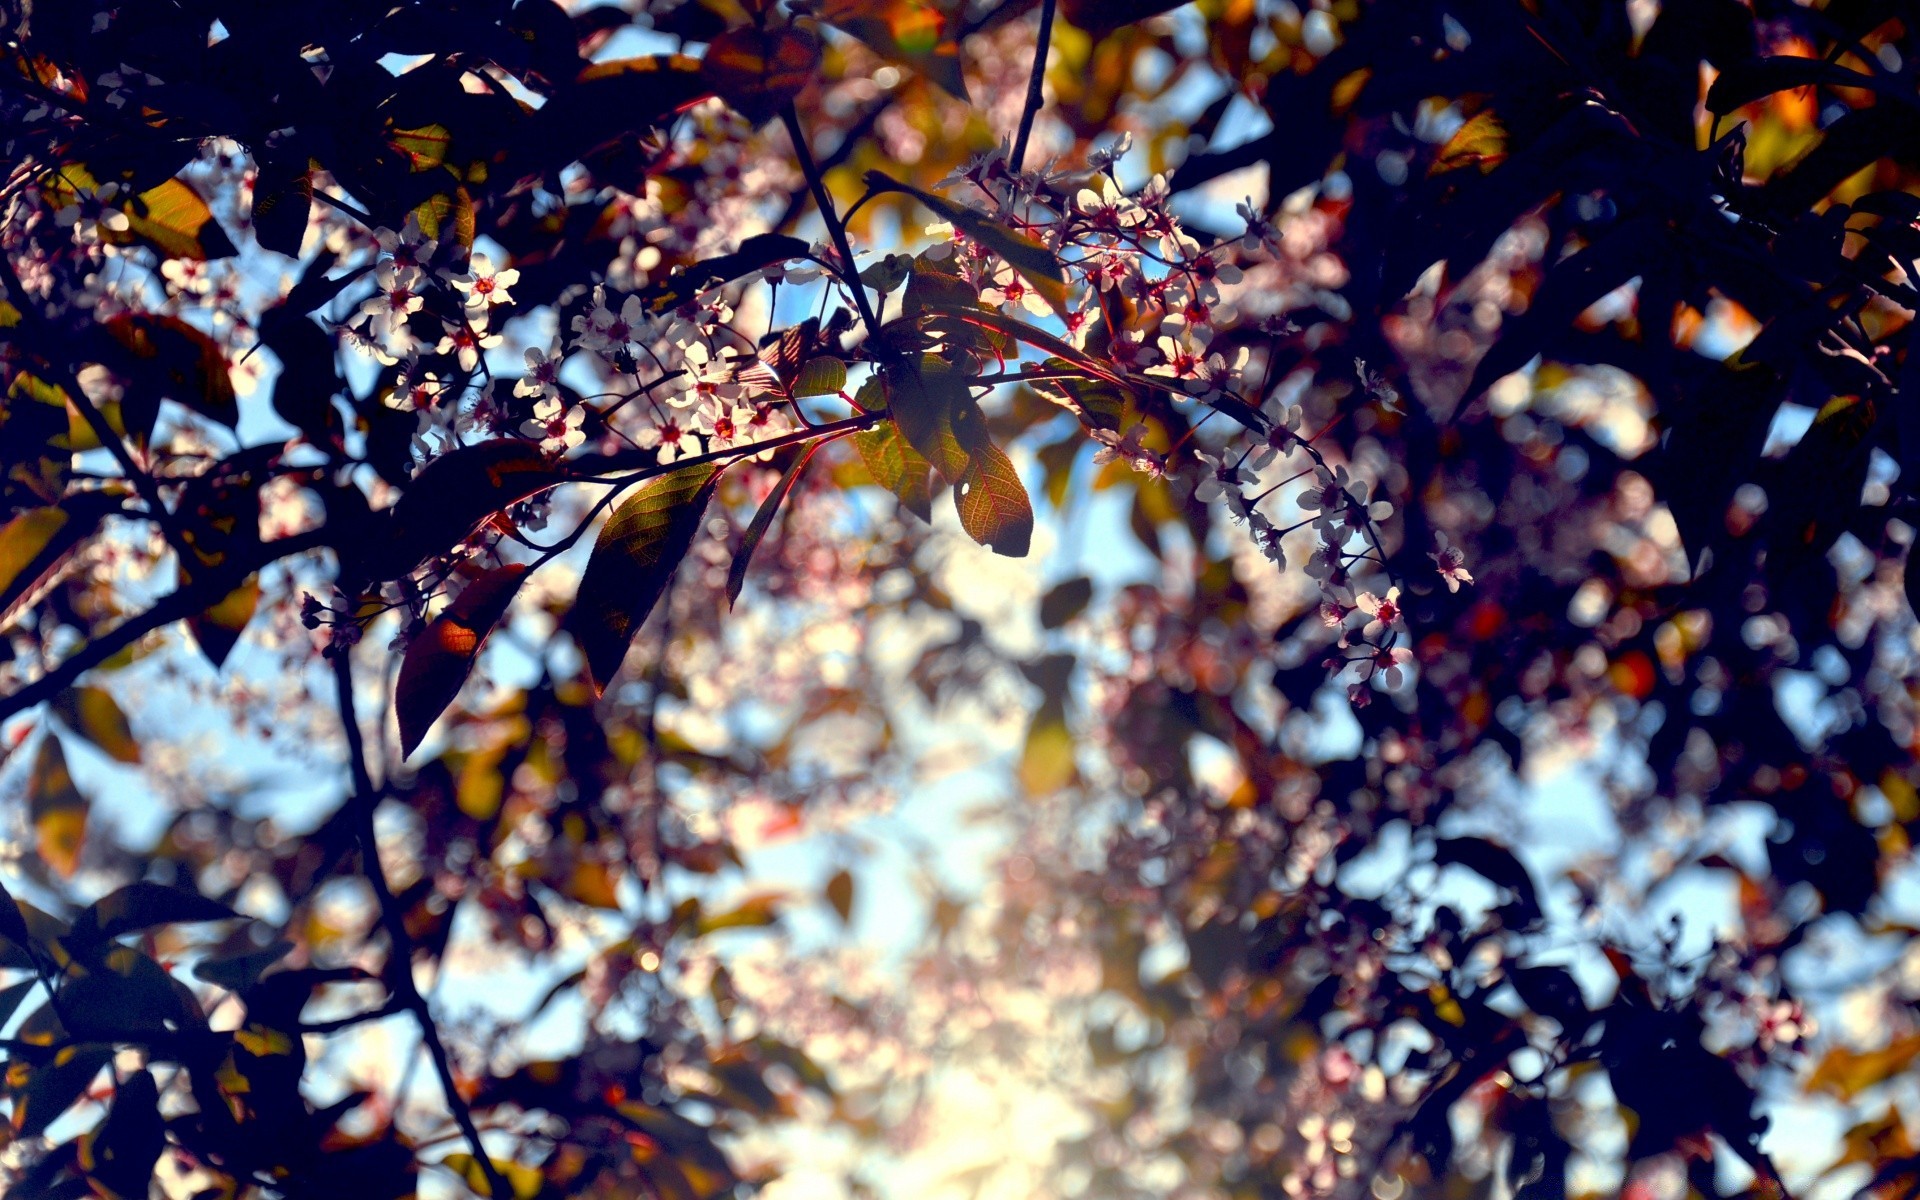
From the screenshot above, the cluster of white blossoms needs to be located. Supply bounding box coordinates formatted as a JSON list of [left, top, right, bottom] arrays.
[[916, 141, 1479, 703], [339, 209, 809, 473]]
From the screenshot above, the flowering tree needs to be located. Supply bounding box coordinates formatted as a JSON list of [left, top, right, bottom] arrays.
[[6, 0, 1920, 1197]]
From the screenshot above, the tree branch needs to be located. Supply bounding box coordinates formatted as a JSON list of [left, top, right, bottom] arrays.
[[331, 651, 510, 1200], [781, 104, 882, 337], [0, 528, 331, 722], [1009, 0, 1058, 173]]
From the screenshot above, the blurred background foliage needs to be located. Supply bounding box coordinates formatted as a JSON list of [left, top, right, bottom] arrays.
[[7, 1, 1920, 1200]]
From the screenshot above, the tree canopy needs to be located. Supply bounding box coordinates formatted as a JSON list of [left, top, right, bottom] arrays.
[[6, 0, 1920, 1197]]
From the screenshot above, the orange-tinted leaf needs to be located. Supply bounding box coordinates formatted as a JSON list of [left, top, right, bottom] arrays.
[[395, 563, 529, 756], [572, 464, 720, 693], [563, 860, 624, 911], [702, 24, 821, 125], [693, 893, 784, 934], [1431, 109, 1507, 175], [824, 869, 854, 924], [1808, 1033, 1920, 1101], [954, 437, 1033, 556], [819, 0, 968, 99], [102, 313, 238, 428], [371, 441, 562, 581], [187, 574, 262, 669]]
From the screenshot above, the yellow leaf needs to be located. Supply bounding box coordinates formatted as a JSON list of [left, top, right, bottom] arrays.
[[1432, 109, 1508, 175], [51, 685, 140, 764], [1019, 712, 1076, 794], [565, 859, 624, 910], [43, 165, 234, 260], [28, 736, 87, 878], [390, 123, 452, 172], [1808, 1032, 1920, 1101]]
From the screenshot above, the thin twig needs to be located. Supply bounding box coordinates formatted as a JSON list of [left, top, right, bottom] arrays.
[[0, 252, 195, 563], [780, 104, 882, 337], [577, 410, 883, 477], [1009, 0, 1058, 173], [331, 651, 511, 1200]]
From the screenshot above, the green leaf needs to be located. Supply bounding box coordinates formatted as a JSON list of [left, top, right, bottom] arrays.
[[864, 171, 1068, 312], [1463, 215, 1668, 401], [369, 441, 562, 582], [638, 233, 811, 316], [1019, 707, 1076, 794], [50, 685, 140, 765], [123, 178, 236, 261], [572, 464, 721, 694], [858, 253, 913, 295], [0, 878, 34, 966], [1434, 837, 1542, 926], [396, 563, 530, 757], [441, 1153, 545, 1200], [411, 185, 476, 251], [13, 1044, 114, 1138], [68, 882, 238, 948], [954, 438, 1034, 556], [192, 939, 296, 993], [0, 977, 37, 1027], [884, 360, 979, 484], [1029, 360, 1129, 433], [792, 356, 848, 398], [249, 153, 314, 258], [84, 1069, 166, 1198], [1039, 576, 1093, 628], [728, 444, 822, 609], [58, 946, 205, 1040], [852, 422, 934, 523], [28, 735, 87, 879], [515, 54, 712, 182]]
